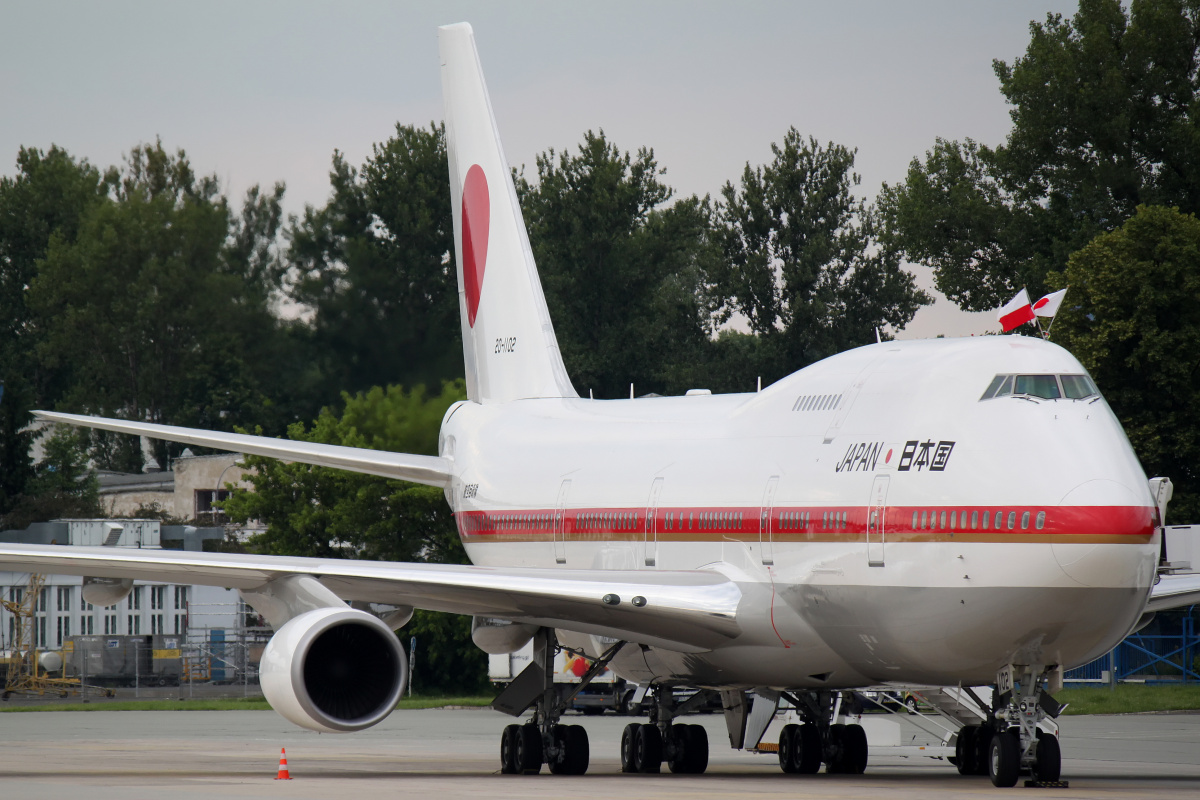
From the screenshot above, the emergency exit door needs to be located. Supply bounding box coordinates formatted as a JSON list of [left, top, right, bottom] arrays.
[[759, 475, 779, 565], [553, 479, 571, 564], [866, 474, 889, 566]]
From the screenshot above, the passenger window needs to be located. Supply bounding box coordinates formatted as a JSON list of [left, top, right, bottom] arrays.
[[1007, 511, 1016, 530], [971, 510, 978, 529], [940, 511, 947, 530], [1036, 511, 1046, 530], [950, 511, 957, 529], [1021, 511, 1030, 530], [921, 511, 928, 530], [912, 511, 919, 529], [981, 511, 990, 530]]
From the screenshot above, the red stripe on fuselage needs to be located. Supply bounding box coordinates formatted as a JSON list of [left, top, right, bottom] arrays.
[[455, 504, 1154, 543]]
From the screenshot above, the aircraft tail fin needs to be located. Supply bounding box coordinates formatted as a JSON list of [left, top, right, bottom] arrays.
[[438, 23, 577, 404]]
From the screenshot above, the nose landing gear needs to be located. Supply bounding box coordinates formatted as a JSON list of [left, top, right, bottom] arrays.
[[985, 664, 1066, 788]]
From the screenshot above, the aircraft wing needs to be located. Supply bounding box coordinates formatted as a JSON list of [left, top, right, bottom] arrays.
[[1144, 572, 1200, 613], [33, 411, 450, 488], [0, 544, 742, 653]]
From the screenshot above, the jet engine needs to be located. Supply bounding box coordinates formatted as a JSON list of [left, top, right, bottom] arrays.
[[260, 606, 407, 733]]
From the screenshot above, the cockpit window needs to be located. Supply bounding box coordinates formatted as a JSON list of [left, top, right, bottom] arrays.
[[1060, 374, 1099, 399], [1014, 375, 1060, 399], [981, 373, 1100, 401]]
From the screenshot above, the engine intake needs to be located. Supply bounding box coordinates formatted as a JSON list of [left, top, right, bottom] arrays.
[[260, 607, 407, 733]]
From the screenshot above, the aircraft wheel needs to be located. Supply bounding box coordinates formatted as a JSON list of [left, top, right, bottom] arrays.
[[549, 724, 589, 775], [1033, 731, 1061, 782], [842, 724, 868, 774], [778, 723, 799, 773], [973, 722, 995, 776], [633, 723, 662, 773], [825, 723, 846, 773], [796, 724, 822, 774], [500, 724, 520, 774], [620, 723, 638, 773], [515, 724, 543, 774], [687, 724, 709, 773], [988, 729, 1020, 788], [954, 725, 977, 775]]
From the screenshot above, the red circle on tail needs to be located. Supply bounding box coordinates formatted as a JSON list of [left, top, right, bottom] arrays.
[[462, 165, 490, 328]]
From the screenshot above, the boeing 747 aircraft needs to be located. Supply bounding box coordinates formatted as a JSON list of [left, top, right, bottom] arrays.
[[4, 22, 1200, 788]]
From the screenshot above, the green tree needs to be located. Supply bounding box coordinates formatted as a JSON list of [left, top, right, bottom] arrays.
[[882, 0, 1200, 311], [717, 128, 929, 380], [0, 146, 109, 514], [28, 140, 293, 469], [518, 130, 720, 397], [222, 380, 483, 693], [287, 123, 460, 401], [0, 425, 100, 530], [1050, 205, 1200, 522]]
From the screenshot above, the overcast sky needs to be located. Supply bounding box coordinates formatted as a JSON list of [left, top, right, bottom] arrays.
[[2, 1, 1080, 338]]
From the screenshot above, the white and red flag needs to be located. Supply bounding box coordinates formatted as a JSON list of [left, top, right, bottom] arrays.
[[997, 288, 1036, 332], [1033, 288, 1067, 318]]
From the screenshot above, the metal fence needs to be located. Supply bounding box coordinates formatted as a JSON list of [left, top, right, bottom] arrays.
[[1065, 608, 1200, 684], [61, 632, 265, 699]]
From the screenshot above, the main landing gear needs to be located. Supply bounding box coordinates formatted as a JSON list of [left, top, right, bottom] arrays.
[[954, 665, 1066, 788], [776, 691, 868, 775], [492, 628, 713, 776], [495, 629, 611, 775], [620, 687, 711, 774]]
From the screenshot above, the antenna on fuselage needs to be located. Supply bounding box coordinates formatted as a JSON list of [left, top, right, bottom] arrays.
[[630, 384, 634, 400], [757, 376, 762, 393], [875, 327, 881, 344]]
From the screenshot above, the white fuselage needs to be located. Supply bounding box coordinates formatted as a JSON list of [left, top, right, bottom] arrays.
[[442, 336, 1159, 690]]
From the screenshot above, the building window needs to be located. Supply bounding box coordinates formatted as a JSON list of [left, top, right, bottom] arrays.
[[195, 489, 233, 517], [174, 614, 186, 635], [84, 616, 94, 635], [174, 586, 188, 610], [57, 586, 71, 611], [151, 586, 165, 610]]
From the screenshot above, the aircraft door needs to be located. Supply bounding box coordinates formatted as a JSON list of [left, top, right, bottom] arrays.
[[867, 474, 888, 566], [644, 477, 663, 567], [759, 475, 779, 565], [553, 479, 571, 564]]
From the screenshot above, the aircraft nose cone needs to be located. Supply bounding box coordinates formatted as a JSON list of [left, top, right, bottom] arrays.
[[1054, 480, 1154, 588]]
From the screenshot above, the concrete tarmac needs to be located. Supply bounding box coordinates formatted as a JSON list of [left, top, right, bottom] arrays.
[[0, 708, 1197, 799]]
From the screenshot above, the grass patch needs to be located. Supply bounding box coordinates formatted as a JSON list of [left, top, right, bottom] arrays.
[[0, 694, 495, 713], [1058, 683, 1200, 715]]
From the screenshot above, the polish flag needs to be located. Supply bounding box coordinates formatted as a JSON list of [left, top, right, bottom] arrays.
[[997, 289, 1036, 332], [1033, 288, 1067, 318]]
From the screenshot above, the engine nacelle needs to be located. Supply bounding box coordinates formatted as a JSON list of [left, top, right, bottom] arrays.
[[261, 607, 407, 733], [471, 616, 538, 654], [82, 577, 133, 607]]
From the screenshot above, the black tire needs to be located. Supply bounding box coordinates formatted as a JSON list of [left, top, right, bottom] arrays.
[[1033, 731, 1061, 782], [796, 724, 822, 774], [561, 725, 589, 775], [620, 723, 638, 773], [974, 723, 995, 776], [825, 723, 846, 773], [842, 724, 868, 774], [954, 725, 977, 776], [500, 724, 520, 774], [988, 729, 1020, 788], [778, 723, 799, 773], [905, 696, 918, 715], [515, 724, 543, 774], [633, 723, 662, 773], [687, 724, 709, 774], [667, 724, 692, 774]]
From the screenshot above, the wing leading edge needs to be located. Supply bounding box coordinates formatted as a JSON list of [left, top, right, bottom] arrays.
[[33, 411, 451, 488], [0, 543, 742, 653]]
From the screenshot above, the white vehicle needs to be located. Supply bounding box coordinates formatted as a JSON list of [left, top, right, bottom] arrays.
[[4, 21, 1200, 788]]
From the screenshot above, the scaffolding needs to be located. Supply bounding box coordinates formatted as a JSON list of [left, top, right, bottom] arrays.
[[0, 574, 102, 699]]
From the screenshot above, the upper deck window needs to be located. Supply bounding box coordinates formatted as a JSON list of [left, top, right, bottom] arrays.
[[980, 373, 1099, 401]]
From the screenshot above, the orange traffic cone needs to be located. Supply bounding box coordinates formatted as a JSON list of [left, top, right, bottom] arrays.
[[275, 747, 293, 780]]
